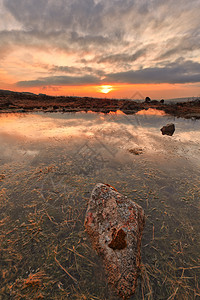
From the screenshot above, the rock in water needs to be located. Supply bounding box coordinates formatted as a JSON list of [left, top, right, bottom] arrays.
[[160, 123, 175, 136], [84, 183, 145, 299]]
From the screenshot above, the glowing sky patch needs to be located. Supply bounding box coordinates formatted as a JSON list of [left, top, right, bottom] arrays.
[[0, 0, 200, 98]]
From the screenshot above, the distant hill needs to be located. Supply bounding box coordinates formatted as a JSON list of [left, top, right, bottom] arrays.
[[165, 97, 198, 103], [0, 89, 37, 96], [0, 89, 199, 119], [0, 89, 199, 103]]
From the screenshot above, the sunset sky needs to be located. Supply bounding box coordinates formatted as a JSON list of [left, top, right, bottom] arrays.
[[0, 0, 200, 99]]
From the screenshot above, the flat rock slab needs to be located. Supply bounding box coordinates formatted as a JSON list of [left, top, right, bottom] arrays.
[[85, 183, 145, 299]]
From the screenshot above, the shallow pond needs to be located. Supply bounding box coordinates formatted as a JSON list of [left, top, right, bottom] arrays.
[[0, 109, 199, 299]]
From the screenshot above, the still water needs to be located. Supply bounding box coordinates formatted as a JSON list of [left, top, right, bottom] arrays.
[[0, 110, 199, 299]]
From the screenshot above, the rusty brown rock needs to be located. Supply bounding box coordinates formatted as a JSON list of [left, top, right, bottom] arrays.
[[84, 183, 145, 299]]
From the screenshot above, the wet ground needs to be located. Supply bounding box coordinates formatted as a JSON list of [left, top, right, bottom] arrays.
[[0, 109, 200, 299]]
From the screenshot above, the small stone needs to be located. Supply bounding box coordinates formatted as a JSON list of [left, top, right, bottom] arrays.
[[145, 96, 151, 103], [160, 123, 175, 136]]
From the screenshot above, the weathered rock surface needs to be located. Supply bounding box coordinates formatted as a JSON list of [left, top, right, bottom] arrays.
[[84, 183, 145, 299], [160, 123, 175, 136]]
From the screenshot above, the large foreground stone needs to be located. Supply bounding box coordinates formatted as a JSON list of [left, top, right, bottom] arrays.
[[84, 183, 145, 299]]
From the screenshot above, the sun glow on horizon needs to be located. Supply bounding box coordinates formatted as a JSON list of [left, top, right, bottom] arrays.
[[99, 85, 113, 94]]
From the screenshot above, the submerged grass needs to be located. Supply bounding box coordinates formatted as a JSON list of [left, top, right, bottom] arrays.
[[0, 131, 200, 299], [0, 163, 110, 299]]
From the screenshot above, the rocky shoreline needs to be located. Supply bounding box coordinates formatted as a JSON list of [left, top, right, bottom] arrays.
[[0, 89, 200, 119]]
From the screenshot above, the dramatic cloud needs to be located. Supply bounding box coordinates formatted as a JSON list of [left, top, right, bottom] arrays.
[[17, 60, 200, 86], [0, 0, 200, 95], [96, 49, 147, 64], [51, 65, 105, 77], [156, 35, 200, 60], [17, 75, 100, 87], [106, 60, 200, 84]]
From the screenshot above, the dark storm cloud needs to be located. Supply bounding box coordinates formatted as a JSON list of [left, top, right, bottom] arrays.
[[106, 60, 200, 84], [17, 75, 100, 87]]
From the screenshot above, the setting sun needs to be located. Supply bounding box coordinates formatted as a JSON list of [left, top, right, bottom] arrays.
[[99, 85, 113, 94]]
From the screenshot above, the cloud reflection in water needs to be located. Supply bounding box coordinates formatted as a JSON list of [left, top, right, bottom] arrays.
[[0, 111, 200, 167]]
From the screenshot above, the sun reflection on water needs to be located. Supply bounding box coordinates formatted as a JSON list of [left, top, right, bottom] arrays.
[[136, 108, 166, 116]]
